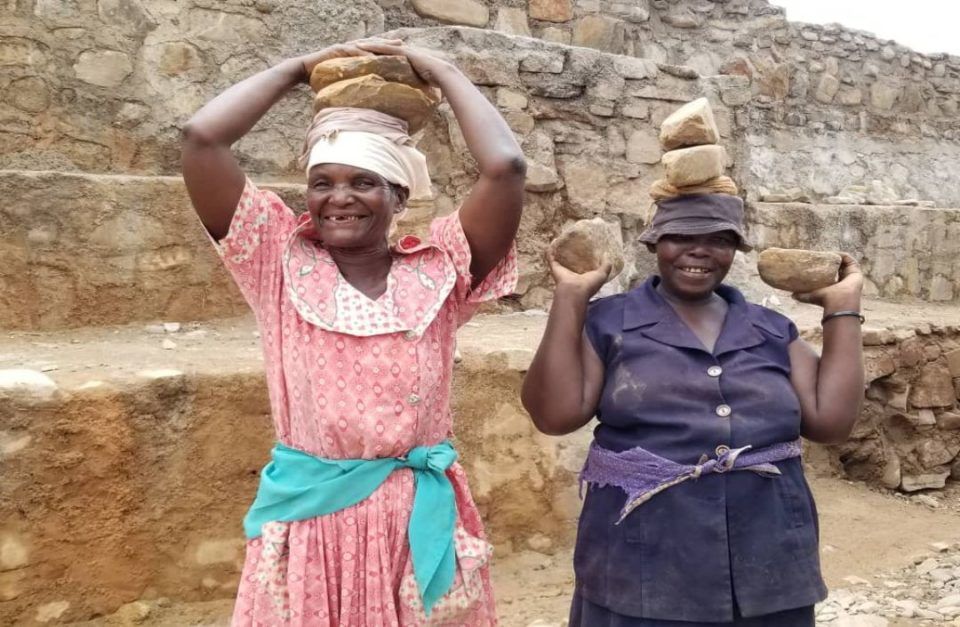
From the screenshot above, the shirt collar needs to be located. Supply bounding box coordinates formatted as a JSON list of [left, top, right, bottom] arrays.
[[621, 276, 782, 355]]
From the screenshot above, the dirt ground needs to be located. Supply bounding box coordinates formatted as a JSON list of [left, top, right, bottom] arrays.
[[62, 473, 960, 627], [9, 302, 960, 626]]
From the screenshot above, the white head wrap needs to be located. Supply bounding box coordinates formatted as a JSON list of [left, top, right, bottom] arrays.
[[305, 130, 432, 201]]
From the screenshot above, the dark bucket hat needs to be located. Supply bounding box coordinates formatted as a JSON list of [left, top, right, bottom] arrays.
[[638, 193, 752, 252]]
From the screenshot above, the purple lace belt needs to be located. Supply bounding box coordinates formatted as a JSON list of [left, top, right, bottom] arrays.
[[580, 439, 803, 523]]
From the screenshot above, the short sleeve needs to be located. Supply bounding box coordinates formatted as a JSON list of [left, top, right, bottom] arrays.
[[787, 320, 799, 342], [584, 296, 619, 361], [428, 210, 518, 313], [210, 178, 297, 310]]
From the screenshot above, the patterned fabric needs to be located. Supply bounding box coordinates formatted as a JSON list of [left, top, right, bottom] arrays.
[[213, 179, 517, 626], [580, 439, 802, 522]]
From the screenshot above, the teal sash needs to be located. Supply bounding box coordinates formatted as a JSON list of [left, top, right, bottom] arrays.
[[243, 440, 458, 615]]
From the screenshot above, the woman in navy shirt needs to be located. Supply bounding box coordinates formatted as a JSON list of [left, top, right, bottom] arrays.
[[522, 194, 864, 626]]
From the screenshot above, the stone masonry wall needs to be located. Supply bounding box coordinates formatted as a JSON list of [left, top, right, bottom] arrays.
[[830, 325, 960, 493], [4, 0, 959, 206], [0, 24, 755, 327]]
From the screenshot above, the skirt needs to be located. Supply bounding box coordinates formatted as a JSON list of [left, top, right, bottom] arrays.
[[569, 592, 815, 627]]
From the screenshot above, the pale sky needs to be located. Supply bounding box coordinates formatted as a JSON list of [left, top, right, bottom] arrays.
[[772, 1, 960, 56]]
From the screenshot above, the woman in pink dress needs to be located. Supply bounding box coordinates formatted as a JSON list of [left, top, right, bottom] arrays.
[[180, 37, 525, 626]]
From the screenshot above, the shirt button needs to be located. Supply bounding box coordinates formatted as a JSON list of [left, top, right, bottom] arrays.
[[404, 331, 417, 341], [707, 366, 723, 377], [407, 393, 422, 406], [715, 445, 730, 456], [715, 404, 731, 418]]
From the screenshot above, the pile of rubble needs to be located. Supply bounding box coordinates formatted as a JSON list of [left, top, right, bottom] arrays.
[[817, 542, 960, 626]]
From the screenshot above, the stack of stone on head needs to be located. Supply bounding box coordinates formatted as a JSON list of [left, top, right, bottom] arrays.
[[650, 97, 737, 201], [309, 56, 440, 133]]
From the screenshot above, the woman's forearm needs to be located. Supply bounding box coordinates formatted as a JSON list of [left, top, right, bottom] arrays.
[[433, 66, 526, 177], [522, 285, 594, 435], [182, 58, 304, 146], [812, 309, 864, 441]]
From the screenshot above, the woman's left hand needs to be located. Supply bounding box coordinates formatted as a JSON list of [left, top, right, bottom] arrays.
[[792, 252, 864, 312], [355, 41, 456, 86]]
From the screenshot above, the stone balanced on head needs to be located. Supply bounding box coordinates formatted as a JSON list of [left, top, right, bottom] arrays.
[[309, 55, 441, 133]]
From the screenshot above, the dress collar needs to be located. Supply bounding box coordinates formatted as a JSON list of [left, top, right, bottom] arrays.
[[282, 216, 456, 337]]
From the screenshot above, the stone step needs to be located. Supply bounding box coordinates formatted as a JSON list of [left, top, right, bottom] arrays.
[[5, 169, 960, 335], [0, 170, 305, 332], [0, 312, 591, 624]]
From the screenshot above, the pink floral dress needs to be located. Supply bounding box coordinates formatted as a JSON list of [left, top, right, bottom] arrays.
[[213, 180, 516, 626]]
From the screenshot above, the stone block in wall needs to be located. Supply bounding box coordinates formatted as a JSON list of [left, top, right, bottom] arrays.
[[753, 59, 791, 100], [814, 74, 840, 104], [456, 49, 521, 86], [917, 440, 960, 468], [662, 8, 703, 29], [557, 156, 609, 217], [73, 50, 134, 88], [870, 80, 901, 111], [909, 363, 956, 409], [901, 470, 950, 492], [520, 50, 565, 74], [529, 0, 574, 23], [938, 412, 960, 430], [495, 7, 531, 37], [540, 26, 572, 44], [410, 0, 489, 26], [572, 15, 625, 53], [864, 349, 897, 384], [613, 56, 659, 80], [626, 130, 661, 164], [946, 349, 960, 377]]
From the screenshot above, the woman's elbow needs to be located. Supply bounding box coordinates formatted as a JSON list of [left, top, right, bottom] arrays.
[[803, 419, 856, 446], [180, 120, 218, 149], [483, 154, 527, 180]]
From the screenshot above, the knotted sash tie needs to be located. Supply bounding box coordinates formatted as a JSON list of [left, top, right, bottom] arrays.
[[580, 439, 803, 523]]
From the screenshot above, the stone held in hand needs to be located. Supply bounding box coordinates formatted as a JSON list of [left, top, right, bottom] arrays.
[[309, 56, 430, 93], [313, 74, 440, 133], [661, 144, 726, 188], [659, 97, 720, 151], [549, 218, 625, 279], [757, 248, 842, 293]]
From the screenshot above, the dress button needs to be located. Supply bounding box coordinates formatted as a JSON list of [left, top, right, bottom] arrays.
[[407, 393, 422, 406], [707, 365, 723, 377], [715, 445, 730, 456], [404, 330, 418, 341], [715, 404, 732, 417]]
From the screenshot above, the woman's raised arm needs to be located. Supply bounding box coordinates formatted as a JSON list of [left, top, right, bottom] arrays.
[[358, 42, 526, 283], [522, 256, 609, 435], [789, 253, 865, 444]]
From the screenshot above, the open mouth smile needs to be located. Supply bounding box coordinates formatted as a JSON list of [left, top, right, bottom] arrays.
[[678, 266, 712, 275], [323, 215, 366, 223]]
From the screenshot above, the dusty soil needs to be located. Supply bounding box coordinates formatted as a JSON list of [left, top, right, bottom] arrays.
[[62, 474, 960, 627], [7, 302, 960, 626]]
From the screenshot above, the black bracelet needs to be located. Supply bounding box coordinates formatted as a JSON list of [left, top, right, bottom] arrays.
[[821, 310, 864, 325]]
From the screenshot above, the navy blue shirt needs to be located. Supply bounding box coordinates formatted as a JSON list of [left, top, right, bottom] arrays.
[[576, 276, 827, 622]]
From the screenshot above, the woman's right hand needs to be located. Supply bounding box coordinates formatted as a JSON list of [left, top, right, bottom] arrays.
[[296, 37, 404, 83], [547, 250, 612, 300]]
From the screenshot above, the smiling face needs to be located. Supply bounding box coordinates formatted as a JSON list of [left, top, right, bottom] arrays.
[[653, 231, 738, 302], [306, 163, 407, 249]]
